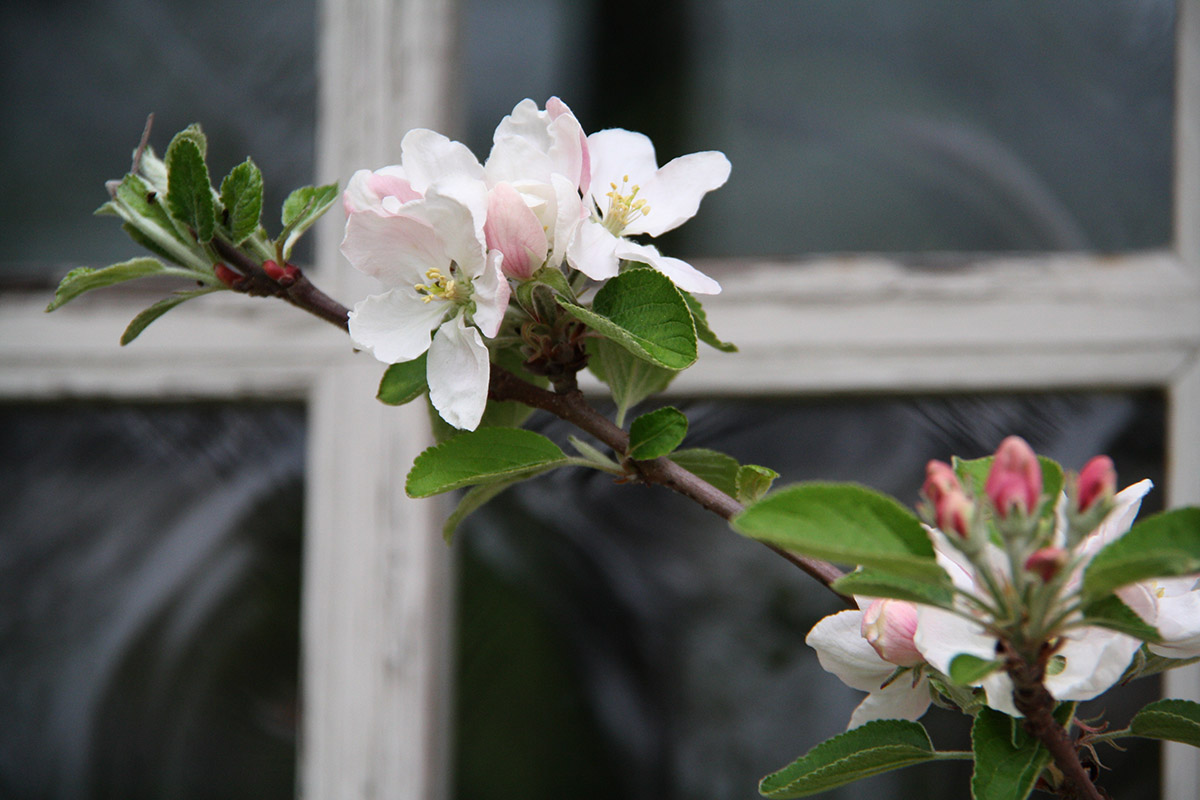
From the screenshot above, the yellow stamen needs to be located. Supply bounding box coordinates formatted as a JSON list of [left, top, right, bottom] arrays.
[[601, 174, 651, 234]]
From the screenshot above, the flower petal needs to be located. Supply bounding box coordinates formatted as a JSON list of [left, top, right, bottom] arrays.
[[341, 209, 445, 288], [1045, 627, 1140, 702], [613, 240, 721, 295], [806, 610, 895, 692], [847, 676, 931, 729], [625, 150, 731, 237], [484, 182, 547, 280], [400, 128, 486, 193], [347, 288, 447, 364], [913, 605, 995, 676], [427, 316, 491, 430], [585, 128, 660, 205], [470, 250, 510, 339], [566, 219, 621, 281]]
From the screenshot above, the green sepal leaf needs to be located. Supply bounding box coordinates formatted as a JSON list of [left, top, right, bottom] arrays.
[[588, 338, 678, 427], [558, 269, 697, 370], [1130, 699, 1200, 748], [949, 654, 1003, 686], [953, 454, 1064, 508], [831, 568, 955, 608], [121, 287, 220, 345], [279, 183, 338, 260], [1079, 594, 1162, 642], [377, 354, 428, 406], [1082, 507, 1200, 600], [219, 157, 264, 244], [405, 427, 568, 498], [628, 406, 688, 460], [442, 482, 515, 544], [758, 719, 937, 798], [681, 290, 737, 352], [529, 264, 577, 303], [667, 448, 740, 498], [733, 483, 950, 582], [47, 258, 170, 311], [736, 464, 778, 504], [165, 136, 216, 243]]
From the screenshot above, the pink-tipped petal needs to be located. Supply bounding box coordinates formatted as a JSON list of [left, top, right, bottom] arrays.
[[484, 182, 548, 280]]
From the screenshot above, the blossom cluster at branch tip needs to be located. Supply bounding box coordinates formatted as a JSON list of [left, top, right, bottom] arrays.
[[810, 435, 1200, 729], [339, 98, 730, 430]]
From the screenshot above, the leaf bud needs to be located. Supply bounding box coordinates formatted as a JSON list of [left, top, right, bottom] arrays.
[[213, 263, 242, 288], [861, 599, 923, 667], [262, 259, 286, 281], [985, 436, 1042, 519]]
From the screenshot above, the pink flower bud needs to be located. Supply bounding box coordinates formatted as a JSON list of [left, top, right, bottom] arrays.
[[861, 599, 923, 667], [262, 260, 286, 281], [922, 460, 961, 506], [936, 490, 974, 538], [1025, 547, 1068, 582], [1076, 455, 1117, 513], [985, 436, 1042, 519]]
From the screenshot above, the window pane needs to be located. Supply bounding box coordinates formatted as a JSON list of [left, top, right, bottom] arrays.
[[453, 391, 1165, 800], [464, 0, 1174, 255], [0, 404, 304, 799], [0, 0, 317, 282]]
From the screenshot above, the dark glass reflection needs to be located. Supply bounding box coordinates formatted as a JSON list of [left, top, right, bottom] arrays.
[[454, 391, 1165, 800], [464, 0, 1174, 255], [0, 0, 317, 282], [0, 404, 304, 799]]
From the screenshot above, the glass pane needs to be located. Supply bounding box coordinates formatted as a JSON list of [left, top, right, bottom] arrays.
[[0, 0, 317, 282], [464, 0, 1174, 255], [0, 403, 304, 799], [453, 391, 1165, 800]]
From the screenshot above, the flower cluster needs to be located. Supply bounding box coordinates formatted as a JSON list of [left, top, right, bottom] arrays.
[[339, 98, 731, 430], [808, 436, 1200, 728]]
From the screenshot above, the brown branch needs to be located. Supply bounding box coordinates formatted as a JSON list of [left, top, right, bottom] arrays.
[[1005, 642, 1107, 800], [210, 237, 350, 331]]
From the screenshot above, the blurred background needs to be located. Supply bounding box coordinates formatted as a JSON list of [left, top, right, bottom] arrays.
[[0, 0, 1181, 798]]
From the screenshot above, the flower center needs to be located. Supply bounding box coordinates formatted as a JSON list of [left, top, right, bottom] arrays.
[[601, 175, 650, 234], [414, 263, 470, 305]]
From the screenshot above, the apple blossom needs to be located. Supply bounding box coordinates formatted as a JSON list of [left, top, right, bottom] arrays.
[[341, 188, 508, 431], [567, 127, 730, 295]]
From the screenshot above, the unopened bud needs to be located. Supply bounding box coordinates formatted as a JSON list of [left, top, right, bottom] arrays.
[[1076, 455, 1117, 513], [1025, 547, 1068, 582], [213, 263, 241, 288], [936, 490, 975, 538], [985, 436, 1042, 519], [262, 259, 286, 281], [861, 599, 923, 667], [923, 460, 961, 506]]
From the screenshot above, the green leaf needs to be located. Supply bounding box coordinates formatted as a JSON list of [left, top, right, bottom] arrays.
[[831, 568, 955, 607], [165, 136, 215, 243], [110, 173, 205, 268], [733, 483, 950, 582], [758, 719, 937, 798], [167, 123, 208, 160], [120, 288, 220, 345], [668, 448, 741, 498], [377, 355, 428, 406], [1080, 595, 1162, 642], [953, 454, 1064, 508], [949, 654, 1003, 686], [558, 269, 697, 370], [1130, 699, 1200, 748], [442, 482, 515, 544], [970, 707, 1051, 800], [1082, 507, 1200, 600], [279, 183, 338, 260], [219, 157, 264, 244], [588, 338, 678, 427], [406, 427, 568, 498], [736, 464, 778, 504], [681, 290, 737, 352], [46, 258, 170, 311], [628, 406, 689, 460]]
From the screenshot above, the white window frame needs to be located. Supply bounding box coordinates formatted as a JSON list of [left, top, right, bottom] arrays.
[[1, 0, 1197, 797]]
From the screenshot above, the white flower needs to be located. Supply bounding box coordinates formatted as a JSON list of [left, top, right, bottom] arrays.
[[1121, 575, 1200, 658], [807, 601, 931, 729], [342, 128, 485, 217], [567, 128, 730, 295], [341, 188, 508, 431]]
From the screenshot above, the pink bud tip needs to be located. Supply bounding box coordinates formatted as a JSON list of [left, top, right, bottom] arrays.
[[1025, 547, 1067, 582], [1076, 455, 1117, 513], [936, 490, 974, 538], [262, 260, 286, 281], [985, 436, 1042, 519], [213, 263, 240, 287], [923, 460, 961, 506], [861, 599, 923, 667]]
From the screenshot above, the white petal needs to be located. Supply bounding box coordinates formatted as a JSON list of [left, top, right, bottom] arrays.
[[401, 128, 486, 193], [549, 172, 585, 265], [347, 289, 447, 364], [1045, 628, 1140, 702], [427, 316, 491, 430], [980, 672, 1021, 717], [1077, 479, 1154, 560], [410, 189, 489, 279], [470, 250, 511, 338], [847, 676, 931, 729], [613, 240, 722, 295], [806, 610, 895, 692], [585, 128, 660, 204], [566, 219, 621, 281], [913, 606, 996, 676], [625, 151, 731, 237], [340, 209, 444, 288], [1146, 581, 1200, 657]]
